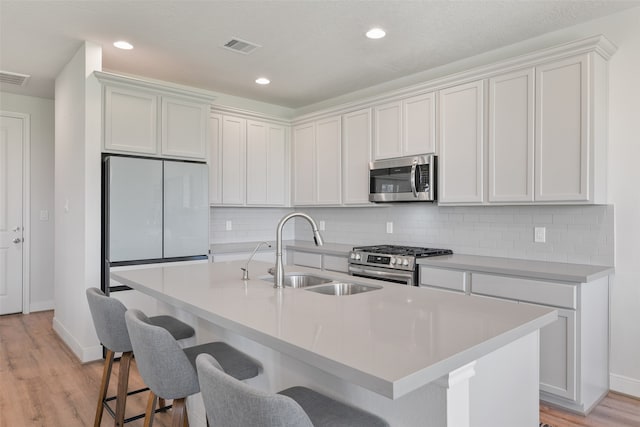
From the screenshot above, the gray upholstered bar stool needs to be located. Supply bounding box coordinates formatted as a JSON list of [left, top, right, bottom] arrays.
[[196, 353, 389, 427], [125, 308, 261, 427], [86, 287, 195, 427]]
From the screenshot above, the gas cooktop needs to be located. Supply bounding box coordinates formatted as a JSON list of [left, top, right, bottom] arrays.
[[352, 245, 453, 258]]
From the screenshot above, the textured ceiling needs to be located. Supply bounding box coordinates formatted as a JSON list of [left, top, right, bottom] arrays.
[[1, 1, 638, 108]]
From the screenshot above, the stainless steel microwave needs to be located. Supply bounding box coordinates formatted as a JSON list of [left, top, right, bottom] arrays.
[[369, 155, 437, 202]]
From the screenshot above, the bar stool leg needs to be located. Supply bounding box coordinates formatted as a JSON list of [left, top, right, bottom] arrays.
[[94, 349, 115, 427], [114, 351, 133, 427], [171, 398, 188, 427], [143, 391, 157, 427]]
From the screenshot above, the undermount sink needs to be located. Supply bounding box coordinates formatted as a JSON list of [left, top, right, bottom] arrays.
[[262, 274, 333, 288], [306, 282, 382, 296]]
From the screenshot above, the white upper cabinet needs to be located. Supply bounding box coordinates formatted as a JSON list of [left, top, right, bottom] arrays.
[[104, 85, 158, 155], [535, 54, 590, 202], [403, 92, 436, 156], [292, 123, 316, 205], [98, 72, 212, 161], [293, 116, 342, 206], [210, 113, 289, 207], [220, 116, 246, 205], [161, 96, 208, 159], [488, 68, 535, 203], [208, 114, 222, 205], [374, 92, 436, 160], [246, 120, 288, 206], [438, 80, 485, 204], [342, 108, 372, 205], [315, 116, 342, 205], [373, 101, 402, 159]]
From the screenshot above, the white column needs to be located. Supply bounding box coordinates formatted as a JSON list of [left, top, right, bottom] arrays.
[[433, 361, 477, 427]]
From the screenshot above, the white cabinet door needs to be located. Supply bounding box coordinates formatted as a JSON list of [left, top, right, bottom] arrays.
[[293, 123, 316, 205], [489, 69, 535, 203], [221, 116, 246, 205], [403, 92, 436, 155], [315, 116, 342, 205], [342, 108, 371, 205], [104, 85, 158, 154], [161, 96, 208, 159], [208, 114, 222, 204], [246, 120, 288, 206], [438, 80, 485, 204], [523, 303, 577, 401], [373, 101, 402, 160], [535, 54, 589, 201]]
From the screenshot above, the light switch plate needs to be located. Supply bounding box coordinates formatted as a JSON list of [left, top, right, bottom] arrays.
[[534, 227, 546, 243], [225, 220, 232, 231], [39, 209, 49, 221], [386, 222, 393, 234], [319, 220, 325, 231]]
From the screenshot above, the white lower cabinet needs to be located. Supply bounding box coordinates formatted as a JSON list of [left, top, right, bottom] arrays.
[[288, 250, 349, 274], [419, 265, 609, 414]]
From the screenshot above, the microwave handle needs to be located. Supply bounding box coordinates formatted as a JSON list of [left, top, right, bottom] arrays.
[[410, 159, 418, 198]]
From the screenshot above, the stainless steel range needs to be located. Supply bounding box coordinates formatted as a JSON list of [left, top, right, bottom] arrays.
[[348, 245, 453, 286]]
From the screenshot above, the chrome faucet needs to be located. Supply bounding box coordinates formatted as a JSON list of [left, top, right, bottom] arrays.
[[241, 241, 271, 280], [274, 212, 323, 288]]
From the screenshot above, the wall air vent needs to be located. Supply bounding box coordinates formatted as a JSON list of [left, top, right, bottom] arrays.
[[0, 70, 30, 86], [222, 38, 261, 55]]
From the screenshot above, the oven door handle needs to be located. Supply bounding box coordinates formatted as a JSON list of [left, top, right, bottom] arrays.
[[349, 265, 413, 283], [410, 159, 418, 198]]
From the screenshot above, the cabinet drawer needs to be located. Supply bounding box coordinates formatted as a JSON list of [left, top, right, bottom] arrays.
[[292, 251, 322, 269], [419, 266, 467, 292], [323, 255, 348, 273], [471, 273, 576, 309]]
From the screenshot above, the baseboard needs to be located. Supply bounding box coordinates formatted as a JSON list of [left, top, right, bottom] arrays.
[[52, 316, 103, 363], [610, 373, 640, 398], [29, 300, 54, 312]]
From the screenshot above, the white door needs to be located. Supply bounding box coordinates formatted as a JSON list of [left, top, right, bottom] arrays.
[[0, 115, 24, 315]]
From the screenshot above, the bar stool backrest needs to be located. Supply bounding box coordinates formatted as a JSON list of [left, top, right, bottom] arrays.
[[125, 308, 200, 399], [196, 353, 314, 427], [86, 287, 132, 353]]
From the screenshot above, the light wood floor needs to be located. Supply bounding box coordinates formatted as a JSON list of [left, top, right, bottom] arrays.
[[1, 311, 639, 427]]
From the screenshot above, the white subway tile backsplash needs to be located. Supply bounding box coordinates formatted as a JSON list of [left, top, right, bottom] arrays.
[[296, 205, 613, 265]]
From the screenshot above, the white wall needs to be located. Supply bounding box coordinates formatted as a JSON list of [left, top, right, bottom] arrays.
[[0, 93, 55, 311], [53, 41, 103, 362]]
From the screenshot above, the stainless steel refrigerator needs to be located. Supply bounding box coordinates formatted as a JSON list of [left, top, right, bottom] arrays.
[[101, 155, 209, 294]]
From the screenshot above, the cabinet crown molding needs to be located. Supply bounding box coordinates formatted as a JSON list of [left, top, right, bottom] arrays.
[[94, 71, 216, 103], [292, 34, 617, 124]]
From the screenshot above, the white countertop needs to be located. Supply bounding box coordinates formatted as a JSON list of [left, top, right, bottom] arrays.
[[112, 261, 556, 399], [417, 254, 613, 283]]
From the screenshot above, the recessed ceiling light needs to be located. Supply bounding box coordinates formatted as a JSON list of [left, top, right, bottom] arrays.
[[255, 77, 270, 85], [366, 28, 386, 39], [113, 41, 133, 50]]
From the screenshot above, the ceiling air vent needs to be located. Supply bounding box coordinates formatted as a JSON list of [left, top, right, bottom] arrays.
[[222, 38, 261, 55], [0, 70, 30, 86]]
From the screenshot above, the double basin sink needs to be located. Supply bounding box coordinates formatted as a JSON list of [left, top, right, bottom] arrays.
[[263, 273, 382, 296]]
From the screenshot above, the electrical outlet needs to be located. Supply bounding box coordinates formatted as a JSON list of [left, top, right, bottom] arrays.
[[534, 227, 546, 243], [225, 220, 232, 231], [39, 210, 49, 221], [319, 220, 326, 231], [386, 221, 393, 234]]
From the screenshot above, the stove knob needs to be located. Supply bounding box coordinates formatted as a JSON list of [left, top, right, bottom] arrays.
[[355, 253, 361, 260], [402, 258, 410, 266], [350, 253, 356, 259], [390, 257, 396, 265]]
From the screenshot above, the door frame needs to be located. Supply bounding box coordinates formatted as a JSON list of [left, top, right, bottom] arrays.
[[1, 111, 31, 314]]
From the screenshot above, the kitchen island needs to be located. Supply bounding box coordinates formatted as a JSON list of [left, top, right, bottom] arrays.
[[111, 261, 557, 427]]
